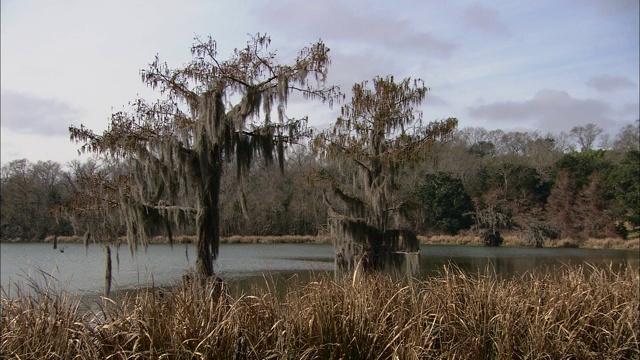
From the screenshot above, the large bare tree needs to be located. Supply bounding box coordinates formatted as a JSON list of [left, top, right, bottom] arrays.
[[613, 119, 640, 152], [570, 123, 604, 151], [313, 76, 457, 278], [70, 34, 340, 279]]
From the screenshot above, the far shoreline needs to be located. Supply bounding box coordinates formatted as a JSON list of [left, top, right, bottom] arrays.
[[2, 234, 638, 251]]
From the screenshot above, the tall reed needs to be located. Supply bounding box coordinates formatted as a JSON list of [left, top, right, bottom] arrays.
[[2, 265, 638, 359]]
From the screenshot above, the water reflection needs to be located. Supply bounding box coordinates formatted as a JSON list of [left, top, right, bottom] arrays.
[[419, 245, 638, 278]]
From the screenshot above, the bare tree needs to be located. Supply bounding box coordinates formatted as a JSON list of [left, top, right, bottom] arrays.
[[458, 127, 489, 147], [501, 131, 532, 156], [570, 123, 604, 151], [0, 159, 68, 241], [552, 131, 576, 153], [613, 119, 640, 152], [472, 190, 511, 246], [525, 133, 562, 180], [63, 157, 126, 295], [598, 133, 612, 150], [577, 172, 617, 239], [70, 34, 340, 279], [314, 76, 457, 278], [219, 146, 327, 236], [1, 159, 40, 240], [545, 169, 583, 240], [431, 136, 482, 182]]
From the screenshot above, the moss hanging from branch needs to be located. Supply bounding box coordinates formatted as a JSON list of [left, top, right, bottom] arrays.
[[314, 76, 457, 278], [69, 33, 342, 279]]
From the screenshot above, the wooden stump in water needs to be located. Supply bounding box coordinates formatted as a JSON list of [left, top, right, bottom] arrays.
[[104, 245, 112, 297]]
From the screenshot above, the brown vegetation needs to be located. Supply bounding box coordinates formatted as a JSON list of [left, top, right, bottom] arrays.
[[419, 235, 640, 250], [13, 234, 635, 250], [36, 235, 332, 245], [2, 265, 638, 359]]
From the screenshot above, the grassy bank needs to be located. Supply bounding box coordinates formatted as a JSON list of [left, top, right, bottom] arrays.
[[2, 265, 638, 359], [27, 234, 334, 245], [11, 234, 636, 250], [423, 234, 640, 250]]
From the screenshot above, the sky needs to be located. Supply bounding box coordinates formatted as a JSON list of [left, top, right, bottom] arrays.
[[1, 0, 638, 166]]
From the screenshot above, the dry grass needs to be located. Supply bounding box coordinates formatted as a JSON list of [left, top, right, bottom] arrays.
[[419, 234, 479, 246], [222, 235, 331, 244], [581, 237, 640, 250], [419, 235, 640, 250], [3, 265, 638, 359], [38, 235, 332, 245], [0, 272, 91, 359], [20, 234, 635, 250]]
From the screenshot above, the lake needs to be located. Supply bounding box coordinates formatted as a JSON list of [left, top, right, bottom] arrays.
[[1, 242, 638, 297]]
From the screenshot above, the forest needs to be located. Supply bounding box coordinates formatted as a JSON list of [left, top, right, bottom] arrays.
[[2, 120, 638, 247]]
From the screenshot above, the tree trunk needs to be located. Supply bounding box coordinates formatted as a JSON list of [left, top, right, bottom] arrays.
[[332, 219, 420, 280], [104, 244, 112, 296], [195, 163, 222, 279]]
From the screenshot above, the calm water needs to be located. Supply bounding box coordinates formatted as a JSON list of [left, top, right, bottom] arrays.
[[1, 242, 638, 296]]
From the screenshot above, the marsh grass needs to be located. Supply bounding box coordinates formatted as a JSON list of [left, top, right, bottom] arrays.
[[2, 265, 638, 359], [0, 271, 89, 359], [420, 235, 640, 250], [34, 234, 639, 250], [41, 235, 333, 245]]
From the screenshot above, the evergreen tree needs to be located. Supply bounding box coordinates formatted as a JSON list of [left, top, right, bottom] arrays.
[[416, 172, 473, 235]]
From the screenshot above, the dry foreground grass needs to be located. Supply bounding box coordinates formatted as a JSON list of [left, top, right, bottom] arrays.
[[2, 265, 638, 359]]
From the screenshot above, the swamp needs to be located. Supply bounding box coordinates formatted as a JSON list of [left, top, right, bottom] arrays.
[[2, 32, 639, 359]]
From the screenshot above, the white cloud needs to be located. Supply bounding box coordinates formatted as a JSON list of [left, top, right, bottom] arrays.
[[1, 91, 82, 136], [1, 127, 88, 165], [424, 93, 450, 107], [618, 103, 640, 118], [467, 89, 617, 133], [463, 3, 510, 36], [256, 0, 458, 62], [585, 75, 637, 92], [573, 0, 640, 17]]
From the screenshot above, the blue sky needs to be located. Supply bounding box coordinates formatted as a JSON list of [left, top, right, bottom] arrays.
[[1, 0, 638, 165]]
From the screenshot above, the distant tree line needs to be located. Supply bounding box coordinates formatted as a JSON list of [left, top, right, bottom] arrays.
[[2, 120, 638, 246]]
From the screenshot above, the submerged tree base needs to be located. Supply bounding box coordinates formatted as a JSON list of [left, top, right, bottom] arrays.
[[3, 265, 638, 359], [332, 220, 421, 280]]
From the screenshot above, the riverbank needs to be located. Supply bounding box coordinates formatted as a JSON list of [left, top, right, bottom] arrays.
[[423, 234, 640, 250], [2, 265, 637, 359], [4, 234, 637, 250]]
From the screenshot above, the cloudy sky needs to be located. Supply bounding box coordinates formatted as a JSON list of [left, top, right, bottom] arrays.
[[1, 0, 638, 165]]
